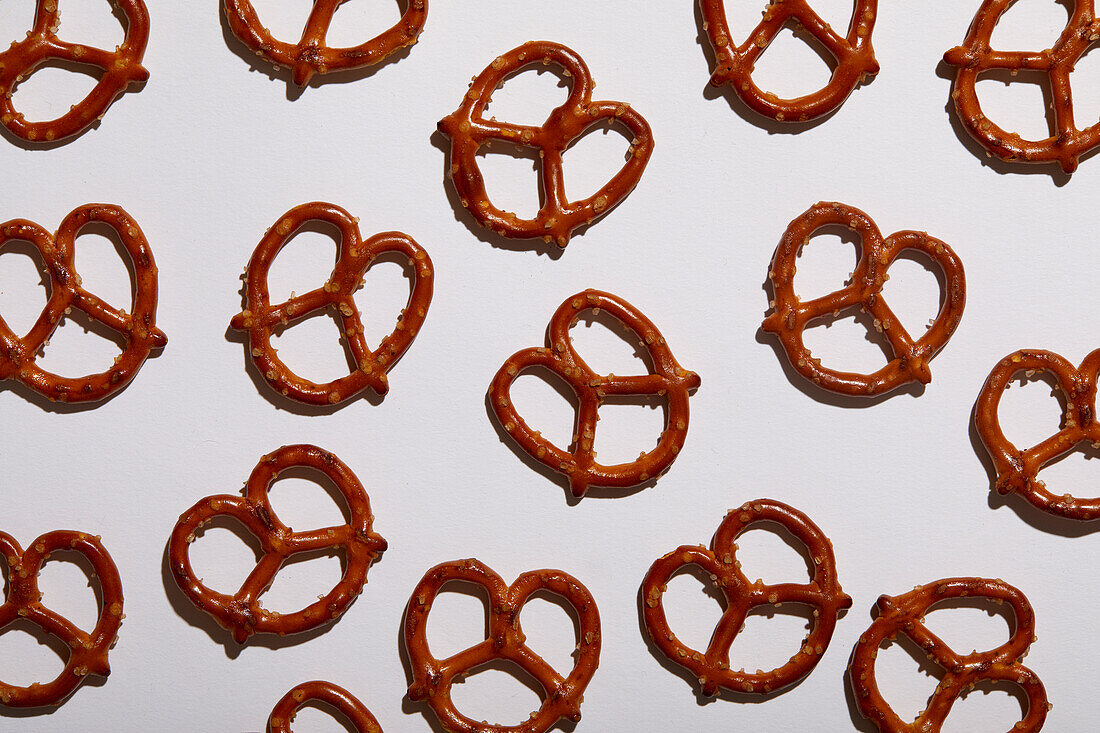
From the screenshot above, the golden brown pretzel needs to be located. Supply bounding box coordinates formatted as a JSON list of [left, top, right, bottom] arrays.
[[0, 0, 149, 143], [944, 0, 1100, 173], [0, 530, 124, 708], [224, 0, 428, 87], [0, 204, 167, 403], [229, 202, 433, 406], [642, 499, 850, 696], [439, 40, 654, 248], [489, 289, 700, 498], [268, 681, 382, 733], [404, 559, 601, 733], [975, 348, 1100, 520], [762, 202, 965, 396], [849, 577, 1049, 732], [698, 0, 879, 122], [167, 445, 387, 644]]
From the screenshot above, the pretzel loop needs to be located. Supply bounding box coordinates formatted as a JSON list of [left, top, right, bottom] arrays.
[[0, 530, 124, 708], [849, 578, 1049, 733], [763, 202, 965, 396], [267, 681, 382, 733]]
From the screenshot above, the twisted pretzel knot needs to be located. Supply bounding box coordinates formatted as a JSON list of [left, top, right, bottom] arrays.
[[699, 0, 879, 122], [849, 577, 1049, 733], [975, 348, 1100, 520], [0, 204, 167, 403], [944, 0, 1100, 173], [168, 445, 387, 645], [642, 499, 850, 696], [230, 202, 434, 406], [224, 0, 428, 87], [762, 202, 966, 397], [489, 289, 700, 498], [0, 0, 149, 143], [439, 40, 654, 248], [0, 530, 124, 708], [268, 681, 382, 733], [404, 559, 601, 733]]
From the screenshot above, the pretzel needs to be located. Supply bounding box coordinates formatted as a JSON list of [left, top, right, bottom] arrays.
[[944, 0, 1100, 173], [489, 289, 700, 498], [438, 41, 654, 248], [642, 499, 850, 696], [762, 202, 965, 396], [167, 444, 387, 644], [224, 0, 428, 87], [404, 559, 600, 733], [0, 204, 167, 403], [0, 530, 123, 708], [698, 0, 879, 122], [268, 681, 382, 733], [849, 577, 1049, 732], [229, 202, 433, 406], [0, 0, 149, 143]]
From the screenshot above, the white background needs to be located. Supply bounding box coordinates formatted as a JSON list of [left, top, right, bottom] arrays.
[[2, 1, 1099, 731]]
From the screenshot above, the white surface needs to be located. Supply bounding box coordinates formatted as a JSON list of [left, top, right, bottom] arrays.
[[1, 1, 1098, 731]]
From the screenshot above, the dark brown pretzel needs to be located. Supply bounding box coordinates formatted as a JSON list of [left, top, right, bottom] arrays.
[[849, 577, 1049, 732], [439, 40, 654, 248], [762, 202, 965, 396], [698, 0, 879, 122], [404, 559, 601, 733], [229, 202, 434, 406], [224, 0, 428, 87], [944, 0, 1100, 173], [0, 0, 149, 143], [0, 204, 167, 403], [268, 681, 382, 733], [167, 445, 387, 644], [489, 289, 700, 498], [642, 499, 850, 696], [975, 348, 1100, 520], [0, 530, 124, 708]]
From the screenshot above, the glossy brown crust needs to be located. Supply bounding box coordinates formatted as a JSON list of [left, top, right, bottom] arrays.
[[489, 289, 700, 498], [698, 0, 879, 122], [944, 0, 1100, 173], [229, 202, 433, 406], [224, 0, 427, 87], [762, 202, 965, 396], [439, 41, 654, 248], [0, 530, 123, 708], [849, 578, 1048, 732], [0, 0, 149, 143], [268, 681, 382, 733], [975, 348, 1100, 520], [167, 445, 387, 645], [642, 499, 850, 696], [0, 204, 167, 403], [404, 559, 600, 733]]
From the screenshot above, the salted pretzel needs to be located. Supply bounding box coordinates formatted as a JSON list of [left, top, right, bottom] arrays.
[[229, 202, 433, 406], [404, 559, 601, 733], [168, 445, 387, 644], [975, 348, 1100, 520], [0, 204, 167, 403], [439, 41, 654, 248], [762, 202, 965, 396], [224, 0, 427, 87], [0, 0, 149, 143], [489, 289, 700, 498], [642, 499, 850, 696], [944, 1, 1100, 173], [698, 0, 879, 122], [0, 530, 124, 708], [268, 681, 382, 733], [849, 577, 1049, 732]]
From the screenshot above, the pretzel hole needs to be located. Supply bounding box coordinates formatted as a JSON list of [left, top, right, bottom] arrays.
[[57, 0, 128, 49], [266, 226, 338, 306], [35, 550, 104, 635], [267, 469, 352, 532], [243, 0, 332, 41], [519, 591, 583, 674], [870, 634, 946, 725], [475, 143, 543, 220], [0, 3, 36, 47], [424, 581, 491, 661], [974, 69, 1055, 141], [730, 525, 815, 586], [661, 565, 727, 653], [1069, 45, 1100, 130], [34, 307, 129, 379], [561, 120, 634, 205], [800, 311, 895, 373], [1034, 442, 1100, 498], [448, 661, 547, 728], [282, 702, 362, 733], [997, 369, 1065, 451], [262, 550, 344, 615], [0, 238, 49, 339], [0, 621, 68, 688], [790, 227, 859, 302], [878, 251, 944, 339], [509, 368, 578, 451], [186, 519, 265, 601], [484, 66, 571, 128], [352, 253, 417, 352], [270, 310, 358, 383], [73, 223, 136, 319], [919, 599, 1016, 660], [569, 308, 657, 376], [988, 0, 1071, 52], [942, 679, 1036, 733], [323, 0, 407, 48], [9, 62, 102, 125], [726, 604, 817, 676], [591, 397, 668, 467], [749, 25, 835, 100]]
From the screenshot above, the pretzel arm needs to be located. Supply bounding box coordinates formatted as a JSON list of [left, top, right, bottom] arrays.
[[46, 40, 122, 72], [506, 643, 565, 694], [594, 373, 681, 397], [20, 604, 88, 652], [251, 289, 332, 328], [285, 525, 352, 553], [236, 552, 285, 605]]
